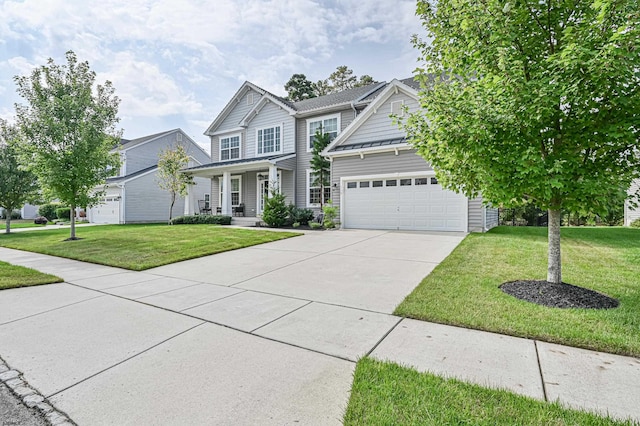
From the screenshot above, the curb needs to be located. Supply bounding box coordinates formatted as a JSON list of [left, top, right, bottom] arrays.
[[0, 355, 75, 426]]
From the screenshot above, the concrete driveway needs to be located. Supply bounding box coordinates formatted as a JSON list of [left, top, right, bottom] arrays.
[[0, 230, 464, 425]]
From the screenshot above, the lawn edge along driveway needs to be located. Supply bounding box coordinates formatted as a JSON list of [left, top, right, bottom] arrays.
[[394, 226, 640, 357], [0, 260, 62, 290], [0, 224, 300, 271]]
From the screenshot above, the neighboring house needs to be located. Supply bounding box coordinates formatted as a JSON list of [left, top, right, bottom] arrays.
[[0, 204, 39, 220], [87, 129, 210, 224], [184, 79, 498, 232], [625, 179, 640, 226]]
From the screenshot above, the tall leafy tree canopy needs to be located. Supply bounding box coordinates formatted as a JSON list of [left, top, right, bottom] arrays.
[[403, 0, 640, 283], [157, 144, 193, 223], [14, 50, 121, 240], [0, 120, 39, 234], [285, 74, 317, 101]]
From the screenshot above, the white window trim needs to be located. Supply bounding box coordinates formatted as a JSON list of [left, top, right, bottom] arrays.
[[218, 175, 243, 207], [255, 124, 283, 157], [306, 113, 341, 153], [219, 133, 242, 162], [306, 169, 331, 208], [390, 100, 405, 116]]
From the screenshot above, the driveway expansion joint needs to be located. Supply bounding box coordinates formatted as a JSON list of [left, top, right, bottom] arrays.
[[534, 340, 549, 401], [0, 355, 76, 425]]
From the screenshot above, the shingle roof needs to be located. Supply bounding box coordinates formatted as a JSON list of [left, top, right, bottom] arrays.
[[183, 153, 294, 171], [292, 82, 384, 112], [330, 138, 407, 152], [119, 129, 175, 149], [106, 165, 158, 183]]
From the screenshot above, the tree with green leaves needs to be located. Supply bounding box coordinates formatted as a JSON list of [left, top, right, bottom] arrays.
[[310, 127, 332, 210], [403, 0, 640, 284], [0, 120, 40, 234], [284, 74, 317, 101], [157, 144, 193, 224], [14, 51, 121, 240], [329, 65, 357, 92], [262, 188, 289, 227]]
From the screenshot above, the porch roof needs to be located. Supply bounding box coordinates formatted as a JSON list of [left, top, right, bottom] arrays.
[[182, 153, 295, 177]]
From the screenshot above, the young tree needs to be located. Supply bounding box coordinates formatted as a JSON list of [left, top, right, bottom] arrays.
[[310, 128, 332, 210], [14, 51, 121, 240], [0, 120, 39, 234], [157, 144, 193, 224], [404, 0, 640, 284], [284, 74, 317, 101]]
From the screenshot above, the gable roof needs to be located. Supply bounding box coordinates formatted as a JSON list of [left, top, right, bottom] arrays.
[[322, 79, 419, 156], [106, 164, 158, 184], [204, 81, 267, 135], [292, 82, 386, 113], [119, 130, 174, 150], [239, 92, 297, 126]]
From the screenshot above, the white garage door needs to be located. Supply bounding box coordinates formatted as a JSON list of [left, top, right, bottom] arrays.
[[343, 176, 467, 231], [90, 197, 120, 224]]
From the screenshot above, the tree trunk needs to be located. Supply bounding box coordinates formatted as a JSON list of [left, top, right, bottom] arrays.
[[70, 203, 76, 240], [5, 216, 10, 234], [168, 193, 175, 224], [547, 209, 562, 284]]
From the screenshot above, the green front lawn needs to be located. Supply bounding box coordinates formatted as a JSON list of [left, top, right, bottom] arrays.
[[395, 226, 640, 356], [0, 224, 299, 270], [344, 358, 630, 425], [3, 219, 48, 230], [0, 261, 62, 290]]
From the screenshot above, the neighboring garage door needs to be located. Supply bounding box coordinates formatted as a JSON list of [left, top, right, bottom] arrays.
[[90, 197, 120, 224], [343, 175, 467, 231]]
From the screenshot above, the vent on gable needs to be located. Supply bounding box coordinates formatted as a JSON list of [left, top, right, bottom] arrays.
[[247, 93, 254, 105], [176, 133, 183, 142], [391, 100, 404, 116]]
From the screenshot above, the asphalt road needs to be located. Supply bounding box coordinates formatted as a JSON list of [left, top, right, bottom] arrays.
[[0, 383, 47, 426]]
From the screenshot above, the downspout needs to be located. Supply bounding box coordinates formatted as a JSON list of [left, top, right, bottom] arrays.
[[350, 101, 357, 120]]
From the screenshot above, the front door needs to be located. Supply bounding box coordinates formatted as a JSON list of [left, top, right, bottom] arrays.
[[256, 171, 282, 215]]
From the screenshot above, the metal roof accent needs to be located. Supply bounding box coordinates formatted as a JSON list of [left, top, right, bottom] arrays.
[[330, 138, 407, 152], [183, 153, 295, 171]]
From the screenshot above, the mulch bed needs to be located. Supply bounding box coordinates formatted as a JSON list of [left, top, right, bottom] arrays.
[[500, 280, 619, 309]]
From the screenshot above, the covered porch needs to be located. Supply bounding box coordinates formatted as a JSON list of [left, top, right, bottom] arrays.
[[182, 154, 296, 218]]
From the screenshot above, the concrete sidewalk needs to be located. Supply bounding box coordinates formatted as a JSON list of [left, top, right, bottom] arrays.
[[0, 230, 639, 424]]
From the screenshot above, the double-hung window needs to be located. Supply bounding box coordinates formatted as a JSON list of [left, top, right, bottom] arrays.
[[307, 170, 331, 207], [219, 177, 242, 207], [307, 115, 339, 151], [256, 126, 282, 155], [220, 135, 241, 161]]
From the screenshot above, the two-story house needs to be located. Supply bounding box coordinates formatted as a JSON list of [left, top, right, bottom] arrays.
[[88, 128, 210, 224], [184, 80, 498, 232]]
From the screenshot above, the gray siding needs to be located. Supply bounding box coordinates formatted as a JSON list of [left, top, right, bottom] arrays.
[[245, 101, 295, 157], [125, 131, 209, 175], [295, 108, 356, 210], [330, 149, 433, 211], [343, 92, 419, 145], [625, 179, 640, 226], [486, 207, 499, 230], [217, 89, 263, 133], [124, 171, 184, 223], [468, 197, 483, 232]]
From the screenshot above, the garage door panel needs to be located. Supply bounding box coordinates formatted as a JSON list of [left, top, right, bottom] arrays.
[[344, 176, 467, 232]]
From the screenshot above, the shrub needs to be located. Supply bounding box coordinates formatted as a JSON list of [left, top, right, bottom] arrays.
[[56, 207, 71, 220], [288, 204, 315, 226], [170, 215, 232, 225], [322, 202, 339, 229], [39, 203, 61, 221], [309, 221, 323, 229], [262, 190, 289, 227], [631, 218, 640, 228], [1, 210, 21, 220]]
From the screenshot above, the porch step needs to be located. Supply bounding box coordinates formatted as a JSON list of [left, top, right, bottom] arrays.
[[231, 217, 261, 227]]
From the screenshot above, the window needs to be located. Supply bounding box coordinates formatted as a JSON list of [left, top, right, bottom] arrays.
[[359, 181, 370, 188], [307, 170, 331, 207], [431, 177, 439, 185], [415, 178, 428, 185], [204, 194, 210, 210], [220, 134, 241, 161], [400, 179, 412, 186], [219, 176, 242, 207], [257, 126, 281, 155], [386, 180, 397, 187], [347, 182, 357, 189], [307, 115, 340, 151], [372, 180, 383, 187]]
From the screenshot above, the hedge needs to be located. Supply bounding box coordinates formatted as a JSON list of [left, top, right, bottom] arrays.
[[56, 207, 71, 220], [38, 203, 62, 221], [170, 215, 232, 225]]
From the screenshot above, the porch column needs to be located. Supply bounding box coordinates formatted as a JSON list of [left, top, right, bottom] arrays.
[[184, 183, 193, 215], [221, 171, 232, 215], [268, 164, 278, 196]]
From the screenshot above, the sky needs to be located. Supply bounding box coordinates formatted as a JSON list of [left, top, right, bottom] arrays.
[[0, 0, 424, 151]]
